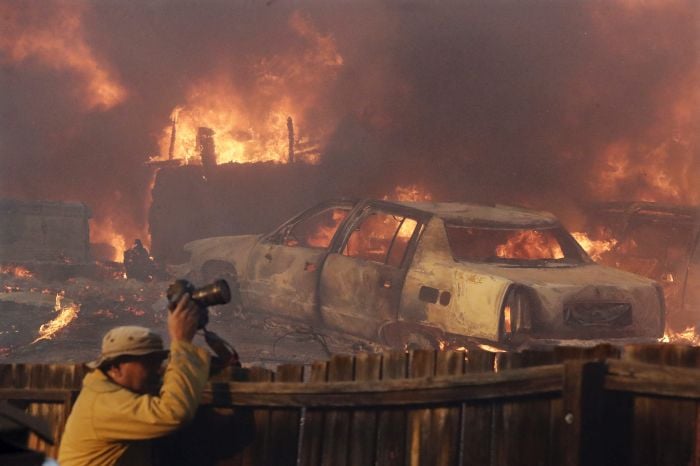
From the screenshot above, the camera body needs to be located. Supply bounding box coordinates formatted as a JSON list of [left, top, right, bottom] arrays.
[[166, 279, 231, 329]]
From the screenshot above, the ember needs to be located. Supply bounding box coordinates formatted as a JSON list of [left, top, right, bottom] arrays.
[[0, 265, 33, 279]]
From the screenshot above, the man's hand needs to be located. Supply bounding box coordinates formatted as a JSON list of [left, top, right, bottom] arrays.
[[168, 293, 199, 342]]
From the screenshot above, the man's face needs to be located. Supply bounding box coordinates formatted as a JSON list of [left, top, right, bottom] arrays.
[[107, 353, 167, 395]]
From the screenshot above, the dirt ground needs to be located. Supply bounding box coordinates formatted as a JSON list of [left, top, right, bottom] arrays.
[[0, 264, 383, 369]]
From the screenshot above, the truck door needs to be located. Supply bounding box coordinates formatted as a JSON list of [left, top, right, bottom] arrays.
[[318, 204, 423, 340], [245, 203, 353, 322]]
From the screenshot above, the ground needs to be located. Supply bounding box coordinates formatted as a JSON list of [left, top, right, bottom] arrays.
[[0, 265, 383, 368]]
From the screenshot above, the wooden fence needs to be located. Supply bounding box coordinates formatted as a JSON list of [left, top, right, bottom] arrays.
[[1, 344, 699, 466]]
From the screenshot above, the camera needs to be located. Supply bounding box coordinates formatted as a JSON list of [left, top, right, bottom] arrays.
[[166, 279, 231, 329]]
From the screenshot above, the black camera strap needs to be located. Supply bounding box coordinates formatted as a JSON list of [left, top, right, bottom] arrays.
[[203, 328, 241, 370]]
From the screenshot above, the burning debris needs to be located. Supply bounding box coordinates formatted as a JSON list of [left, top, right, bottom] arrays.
[[32, 291, 80, 344]]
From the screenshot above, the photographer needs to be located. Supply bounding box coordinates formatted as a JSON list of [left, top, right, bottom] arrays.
[[58, 294, 210, 466]]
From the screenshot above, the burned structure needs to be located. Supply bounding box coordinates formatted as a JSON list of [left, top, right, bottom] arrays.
[[149, 163, 338, 264], [0, 200, 91, 265]]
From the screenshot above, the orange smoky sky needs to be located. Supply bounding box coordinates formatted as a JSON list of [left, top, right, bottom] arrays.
[[0, 0, 697, 253]]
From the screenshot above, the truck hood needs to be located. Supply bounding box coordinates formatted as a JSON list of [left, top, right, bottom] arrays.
[[183, 234, 260, 270]]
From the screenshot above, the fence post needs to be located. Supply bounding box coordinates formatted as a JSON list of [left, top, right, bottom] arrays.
[[560, 361, 607, 466]]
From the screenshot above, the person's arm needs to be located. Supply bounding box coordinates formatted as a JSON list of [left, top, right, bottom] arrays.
[[93, 294, 211, 440]]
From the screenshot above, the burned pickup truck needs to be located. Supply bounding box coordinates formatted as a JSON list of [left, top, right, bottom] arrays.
[[182, 199, 665, 349], [584, 202, 700, 332]]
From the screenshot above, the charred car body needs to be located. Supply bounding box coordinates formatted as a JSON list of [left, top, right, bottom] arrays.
[[183, 199, 665, 349]]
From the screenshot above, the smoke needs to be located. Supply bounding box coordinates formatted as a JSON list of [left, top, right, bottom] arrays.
[[1, 0, 698, 247]]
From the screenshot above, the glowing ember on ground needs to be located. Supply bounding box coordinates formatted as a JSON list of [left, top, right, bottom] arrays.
[[32, 292, 80, 344], [572, 232, 618, 261], [0, 265, 34, 279]]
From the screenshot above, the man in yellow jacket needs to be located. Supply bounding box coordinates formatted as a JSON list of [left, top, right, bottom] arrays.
[[58, 293, 211, 466]]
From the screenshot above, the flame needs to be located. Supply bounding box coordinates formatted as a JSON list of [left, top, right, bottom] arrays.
[[155, 11, 342, 165], [344, 214, 418, 262], [1, 265, 34, 279], [583, 5, 700, 206], [572, 232, 618, 261], [659, 326, 698, 345], [384, 185, 433, 202], [496, 230, 564, 260], [90, 217, 128, 263], [306, 209, 350, 248], [0, 1, 126, 110], [503, 305, 512, 334], [32, 291, 80, 343]]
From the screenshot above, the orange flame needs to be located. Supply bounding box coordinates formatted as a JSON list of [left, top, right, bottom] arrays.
[[306, 209, 350, 248], [0, 1, 126, 110], [496, 230, 564, 260], [90, 217, 128, 263], [659, 326, 699, 346], [32, 291, 80, 343], [154, 11, 342, 166], [571, 232, 618, 261]]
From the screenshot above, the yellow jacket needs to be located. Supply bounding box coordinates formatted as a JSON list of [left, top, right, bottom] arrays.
[[58, 340, 211, 466]]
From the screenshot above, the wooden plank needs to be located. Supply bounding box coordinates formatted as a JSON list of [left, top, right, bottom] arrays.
[[0, 389, 76, 402], [491, 397, 554, 466], [266, 364, 304, 466], [432, 350, 464, 466], [622, 344, 700, 367], [559, 361, 608, 466], [605, 360, 700, 399], [460, 348, 496, 466], [375, 350, 408, 466], [464, 348, 497, 374], [201, 364, 565, 407], [297, 361, 328, 466], [348, 353, 381, 466], [618, 346, 700, 466], [238, 366, 274, 466], [320, 354, 354, 466], [459, 399, 493, 466], [631, 396, 696, 466], [406, 349, 436, 466]]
